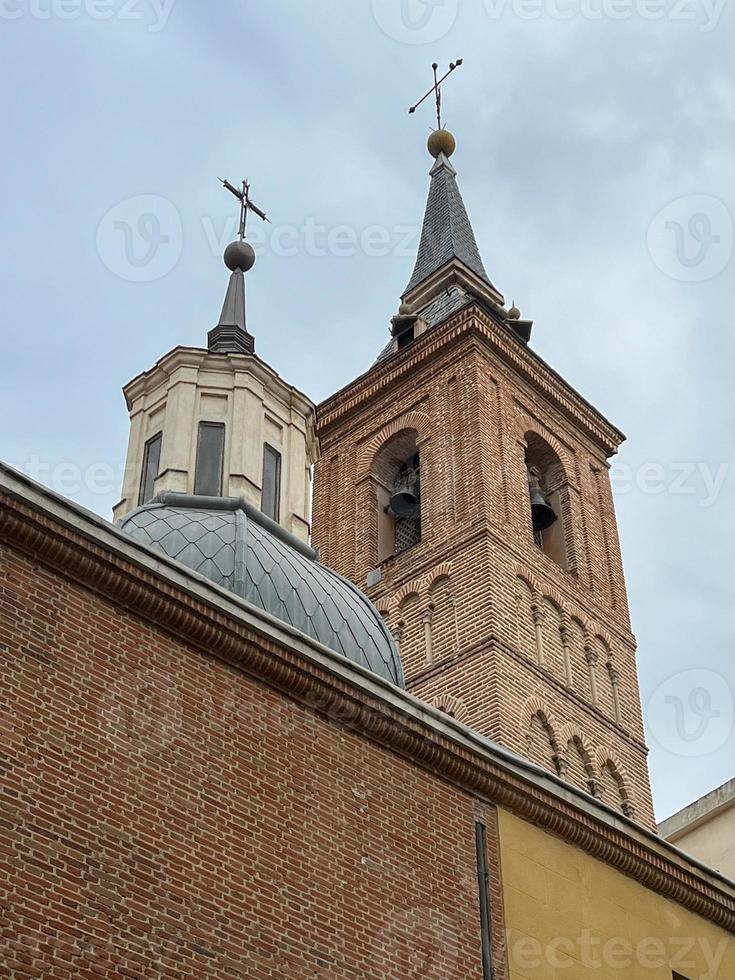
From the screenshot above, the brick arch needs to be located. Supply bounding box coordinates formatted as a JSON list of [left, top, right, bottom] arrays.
[[540, 590, 564, 615], [433, 694, 469, 724], [520, 696, 560, 740], [541, 588, 568, 616], [594, 631, 613, 652], [396, 588, 421, 613], [559, 722, 589, 746], [514, 421, 576, 486], [357, 411, 432, 479], [594, 745, 626, 772], [425, 562, 452, 591], [596, 748, 633, 816], [559, 724, 597, 793], [522, 697, 563, 776], [515, 566, 539, 598]]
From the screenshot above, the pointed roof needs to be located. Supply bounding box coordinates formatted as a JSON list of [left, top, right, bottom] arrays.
[[403, 151, 496, 298], [218, 270, 247, 330], [207, 244, 256, 356]]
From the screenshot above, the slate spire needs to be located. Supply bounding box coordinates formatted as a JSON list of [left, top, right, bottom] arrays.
[[402, 133, 502, 307]]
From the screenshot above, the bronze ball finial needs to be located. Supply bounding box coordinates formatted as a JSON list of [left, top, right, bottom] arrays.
[[427, 129, 456, 159], [224, 239, 256, 273]]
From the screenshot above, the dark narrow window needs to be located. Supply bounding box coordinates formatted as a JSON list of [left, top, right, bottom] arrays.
[[194, 422, 225, 497], [262, 444, 281, 522], [475, 823, 495, 980], [138, 433, 162, 506], [396, 325, 415, 349]]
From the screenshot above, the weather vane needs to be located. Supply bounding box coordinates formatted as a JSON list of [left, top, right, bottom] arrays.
[[219, 177, 270, 241], [408, 59, 463, 131]]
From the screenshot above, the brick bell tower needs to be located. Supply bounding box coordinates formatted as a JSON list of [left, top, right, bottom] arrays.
[[312, 127, 655, 828]]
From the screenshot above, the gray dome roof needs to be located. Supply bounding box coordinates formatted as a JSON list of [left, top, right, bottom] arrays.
[[119, 494, 403, 687]]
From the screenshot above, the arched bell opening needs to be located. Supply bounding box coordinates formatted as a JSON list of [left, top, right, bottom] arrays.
[[524, 432, 568, 570], [372, 430, 422, 563]]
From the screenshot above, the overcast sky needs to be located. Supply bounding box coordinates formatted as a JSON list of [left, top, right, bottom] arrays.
[[1, 0, 733, 822]]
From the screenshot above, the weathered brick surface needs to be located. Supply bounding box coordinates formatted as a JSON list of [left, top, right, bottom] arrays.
[[0, 543, 496, 979], [313, 309, 655, 827]]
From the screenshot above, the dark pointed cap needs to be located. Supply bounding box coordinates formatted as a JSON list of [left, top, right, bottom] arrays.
[[207, 242, 256, 355], [403, 147, 500, 301]]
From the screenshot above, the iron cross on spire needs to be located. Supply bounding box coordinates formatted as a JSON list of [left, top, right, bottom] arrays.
[[219, 178, 270, 240], [408, 59, 463, 130]]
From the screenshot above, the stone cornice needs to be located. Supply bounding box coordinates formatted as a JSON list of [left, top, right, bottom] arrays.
[[318, 305, 625, 458], [0, 462, 733, 935], [123, 345, 316, 422]]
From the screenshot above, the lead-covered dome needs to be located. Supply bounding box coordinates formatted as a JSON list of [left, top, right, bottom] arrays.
[[119, 494, 403, 687]]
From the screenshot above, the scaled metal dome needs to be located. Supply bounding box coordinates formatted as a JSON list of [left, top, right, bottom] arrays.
[[119, 494, 404, 687]]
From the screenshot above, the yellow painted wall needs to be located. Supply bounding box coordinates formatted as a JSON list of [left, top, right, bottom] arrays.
[[670, 805, 735, 882], [498, 810, 735, 980]]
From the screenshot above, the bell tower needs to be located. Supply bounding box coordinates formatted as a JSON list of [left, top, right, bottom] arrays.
[[312, 128, 655, 827]]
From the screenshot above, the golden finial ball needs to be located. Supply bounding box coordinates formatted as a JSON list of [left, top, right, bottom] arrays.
[[507, 303, 521, 320], [427, 129, 456, 159]]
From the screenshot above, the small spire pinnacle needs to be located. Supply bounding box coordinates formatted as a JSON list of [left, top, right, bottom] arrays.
[[208, 177, 270, 357]]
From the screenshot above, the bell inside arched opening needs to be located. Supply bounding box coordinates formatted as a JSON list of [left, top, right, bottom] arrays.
[[372, 431, 422, 562], [524, 433, 568, 570]]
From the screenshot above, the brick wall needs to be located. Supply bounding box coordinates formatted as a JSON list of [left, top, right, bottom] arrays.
[[313, 309, 655, 827], [0, 543, 498, 979]]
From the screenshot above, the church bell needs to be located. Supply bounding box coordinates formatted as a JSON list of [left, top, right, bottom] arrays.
[[389, 456, 421, 518], [528, 467, 557, 532]]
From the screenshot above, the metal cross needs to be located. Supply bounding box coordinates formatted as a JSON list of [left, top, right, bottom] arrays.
[[408, 59, 463, 130], [219, 178, 270, 240]]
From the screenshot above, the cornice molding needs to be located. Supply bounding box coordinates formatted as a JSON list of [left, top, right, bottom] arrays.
[[123, 344, 316, 420], [0, 464, 732, 936], [318, 305, 624, 457]]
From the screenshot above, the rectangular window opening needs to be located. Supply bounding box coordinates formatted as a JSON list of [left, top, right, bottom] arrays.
[[138, 432, 162, 506], [262, 443, 282, 523], [396, 325, 415, 349], [194, 422, 225, 497]]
